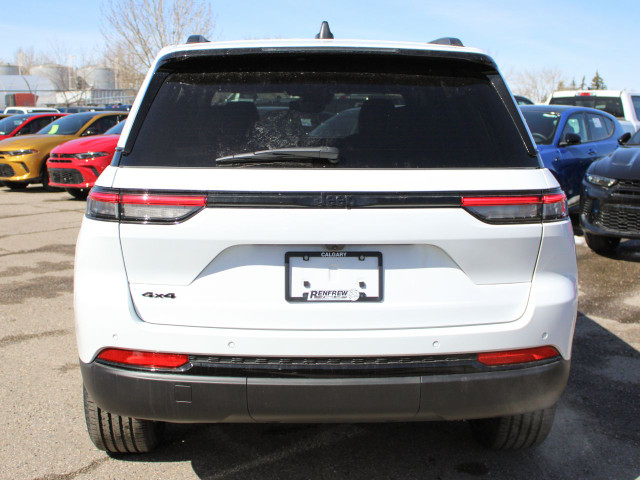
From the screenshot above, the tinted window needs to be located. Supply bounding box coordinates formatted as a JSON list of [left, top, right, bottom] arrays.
[[561, 113, 589, 143], [84, 115, 120, 135], [632, 96, 640, 120], [627, 129, 640, 145], [586, 113, 612, 141], [521, 110, 560, 145], [38, 113, 97, 135], [550, 96, 624, 118], [105, 120, 126, 135], [122, 68, 535, 169], [0, 114, 28, 134]]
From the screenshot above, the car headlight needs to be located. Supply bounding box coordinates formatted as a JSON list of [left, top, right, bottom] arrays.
[[74, 152, 109, 160], [586, 174, 617, 188], [0, 149, 38, 156]]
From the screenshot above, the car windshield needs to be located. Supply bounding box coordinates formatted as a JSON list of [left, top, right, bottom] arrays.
[[37, 113, 95, 135], [105, 120, 125, 135], [549, 96, 624, 119], [0, 114, 29, 134], [627, 129, 640, 145], [521, 110, 561, 145], [122, 63, 536, 169]]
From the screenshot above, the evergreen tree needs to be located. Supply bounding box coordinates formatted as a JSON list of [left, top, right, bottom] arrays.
[[570, 78, 577, 89], [590, 71, 607, 90], [579, 76, 586, 89]]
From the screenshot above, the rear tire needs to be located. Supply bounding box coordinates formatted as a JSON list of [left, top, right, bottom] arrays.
[[66, 188, 89, 200], [3, 181, 28, 190], [469, 405, 556, 450], [584, 232, 620, 254], [83, 387, 164, 453]]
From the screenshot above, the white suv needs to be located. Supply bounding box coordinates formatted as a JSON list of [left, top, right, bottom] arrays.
[[3, 106, 60, 114], [549, 89, 640, 133], [75, 27, 578, 454]]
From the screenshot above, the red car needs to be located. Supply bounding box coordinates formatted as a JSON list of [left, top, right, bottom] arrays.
[[47, 121, 125, 199], [0, 113, 66, 141]]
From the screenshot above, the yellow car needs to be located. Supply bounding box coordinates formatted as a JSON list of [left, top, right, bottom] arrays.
[[0, 111, 127, 190]]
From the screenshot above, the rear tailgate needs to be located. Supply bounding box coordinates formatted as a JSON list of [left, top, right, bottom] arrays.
[[114, 168, 547, 330]]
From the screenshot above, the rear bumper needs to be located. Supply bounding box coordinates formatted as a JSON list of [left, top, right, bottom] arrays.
[[80, 359, 570, 423]]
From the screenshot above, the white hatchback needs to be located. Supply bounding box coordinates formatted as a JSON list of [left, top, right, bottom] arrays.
[[75, 27, 578, 453]]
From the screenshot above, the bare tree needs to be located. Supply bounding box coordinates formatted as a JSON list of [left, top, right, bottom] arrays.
[[101, 0, 214, 87], [13, 47, 49, 75], [507, 67, 567, 103]]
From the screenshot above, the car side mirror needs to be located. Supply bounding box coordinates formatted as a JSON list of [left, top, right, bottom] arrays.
[[81, 128, 97, 137], [618, 132, 631, 145], [560, 133, 581, 146]]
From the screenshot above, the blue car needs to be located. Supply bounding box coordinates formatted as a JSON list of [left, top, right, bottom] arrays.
[[520, 105, 626, 210]]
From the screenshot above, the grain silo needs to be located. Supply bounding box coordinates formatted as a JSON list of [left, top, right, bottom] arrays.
[[78, 66, 116, 90], [0, 64, 20, 75], [29, 64, 72, 90]]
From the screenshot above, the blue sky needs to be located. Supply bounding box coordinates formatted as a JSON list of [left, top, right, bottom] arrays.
[[0, 0, 638, 90]]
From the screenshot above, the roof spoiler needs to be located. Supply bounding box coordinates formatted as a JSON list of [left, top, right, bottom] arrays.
[[186, 34, 210, 44], [428, 37, 464, 47]]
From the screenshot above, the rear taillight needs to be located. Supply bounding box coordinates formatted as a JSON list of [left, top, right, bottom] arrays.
[[462, 192, 567, 224], [87, 187, 206, 223], [477, 346, 560, 366], [97, 348, 189, 369]]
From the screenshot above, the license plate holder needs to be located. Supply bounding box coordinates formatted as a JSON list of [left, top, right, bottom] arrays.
[[285, 251, 383, 302]]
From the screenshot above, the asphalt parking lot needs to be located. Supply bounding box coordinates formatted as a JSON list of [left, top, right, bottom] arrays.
[[0, 186, 638, 480]]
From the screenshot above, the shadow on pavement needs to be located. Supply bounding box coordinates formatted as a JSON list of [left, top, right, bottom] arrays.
[[113, 313, 639, 479]]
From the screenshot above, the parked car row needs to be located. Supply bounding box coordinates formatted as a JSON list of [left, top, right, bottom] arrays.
[[0, 111, 126, 193], [519, 102, 639, 254], [2, 104, 132, 115]]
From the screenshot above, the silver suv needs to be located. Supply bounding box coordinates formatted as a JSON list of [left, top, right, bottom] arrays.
[[76, 25, 578, 453]]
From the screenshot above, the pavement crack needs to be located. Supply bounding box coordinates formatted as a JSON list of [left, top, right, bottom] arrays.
[[207, 425, 364, 479], [0, 243, 76, 259], [31, 457, 109, 480], [0, 226, 80, 240], [0, 328, 71, 348]]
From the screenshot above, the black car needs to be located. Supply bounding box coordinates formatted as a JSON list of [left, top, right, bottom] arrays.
[[580, 130, 640, 253]]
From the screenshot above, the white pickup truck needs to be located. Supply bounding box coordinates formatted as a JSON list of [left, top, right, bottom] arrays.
[[548, 90, 640, 133]]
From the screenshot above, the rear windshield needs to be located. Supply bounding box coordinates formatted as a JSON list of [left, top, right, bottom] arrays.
[[121, 61, 535, 169], [105, 120, 125, 135], [549, 95, 624, 119]]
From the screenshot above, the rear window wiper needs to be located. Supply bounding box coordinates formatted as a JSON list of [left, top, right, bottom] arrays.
[[216, 146, 339, 164]]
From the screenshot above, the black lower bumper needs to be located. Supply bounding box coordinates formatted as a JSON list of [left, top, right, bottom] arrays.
[[580, 183, 640, 239], [81, 359, 570, 423]]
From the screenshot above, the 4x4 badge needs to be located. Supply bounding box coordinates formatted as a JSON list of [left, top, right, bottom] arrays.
[[142, 292, 176, 299]]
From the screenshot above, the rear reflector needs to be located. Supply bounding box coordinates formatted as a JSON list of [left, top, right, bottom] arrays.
[[87, 188, 206, 223], [462, 192, 567, 223], [477, 346, 560, 366], [97, 348, 189, 369]]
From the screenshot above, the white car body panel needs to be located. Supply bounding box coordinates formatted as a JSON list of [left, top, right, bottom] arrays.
[[74, 218, 577, 363]]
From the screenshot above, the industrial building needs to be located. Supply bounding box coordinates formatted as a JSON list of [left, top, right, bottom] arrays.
[[0, 63, 136, 109]]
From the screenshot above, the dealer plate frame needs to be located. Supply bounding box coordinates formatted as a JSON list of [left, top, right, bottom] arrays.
[[284, 251, 383, 303]]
